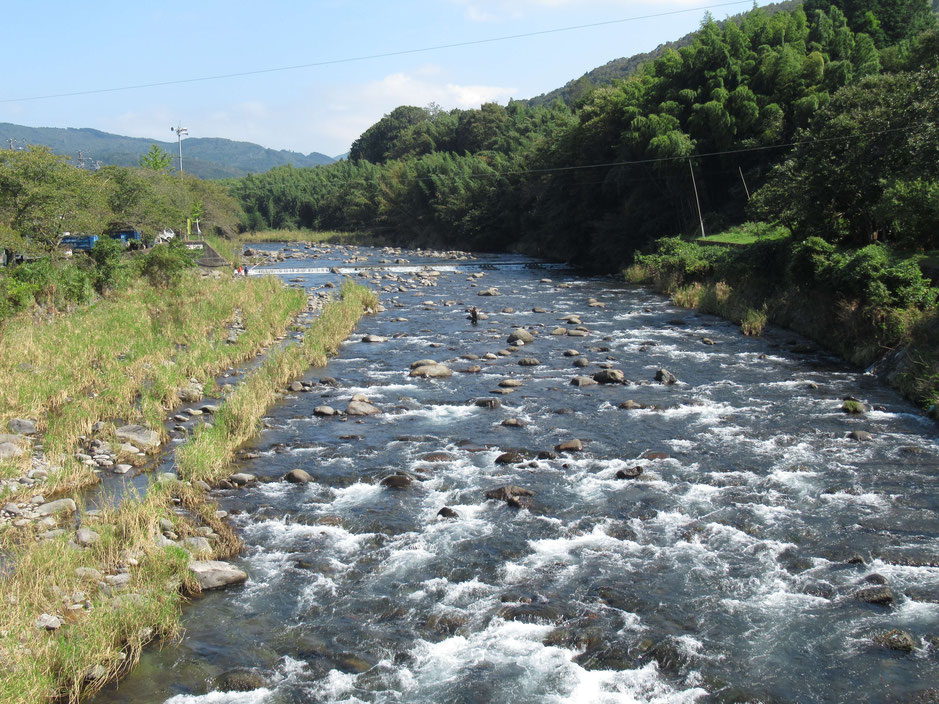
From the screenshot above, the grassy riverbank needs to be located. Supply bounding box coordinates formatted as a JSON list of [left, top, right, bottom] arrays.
[[628, 233, 939, 416], [0, 276, 376, 703], [177, 280, 377, 484], [0, 273, 306, 504]]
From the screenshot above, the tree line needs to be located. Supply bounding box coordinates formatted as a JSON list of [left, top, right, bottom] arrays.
[[229, 0, 938, 271], [0, 145, 242, 256]]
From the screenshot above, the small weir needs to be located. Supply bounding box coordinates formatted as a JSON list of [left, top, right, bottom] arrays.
[[94, 245, 938, 704]]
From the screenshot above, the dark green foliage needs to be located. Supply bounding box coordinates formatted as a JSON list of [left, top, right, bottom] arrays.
[[137, 239, 198, 289], [0, 256, 95, 322], [803, 0, 936, 46], [642, 235, 937, 310], [751, 69, 939, 248], [88, 236, 127, 293]]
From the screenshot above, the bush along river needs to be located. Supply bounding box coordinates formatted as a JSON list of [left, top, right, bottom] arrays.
[[94, 244, 938, 703]]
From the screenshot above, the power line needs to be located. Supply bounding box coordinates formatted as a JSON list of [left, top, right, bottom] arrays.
[[0, 1, 755, 104], [403, 124, 920, 182]]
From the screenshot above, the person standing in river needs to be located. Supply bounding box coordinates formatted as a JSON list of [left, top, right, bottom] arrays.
[[468, 306, 479, 325]]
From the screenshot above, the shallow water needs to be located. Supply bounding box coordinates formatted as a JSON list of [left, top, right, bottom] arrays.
[[94, 245, 939, 704]]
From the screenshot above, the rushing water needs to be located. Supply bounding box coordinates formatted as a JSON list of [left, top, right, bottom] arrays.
[[95, 245, 939, 704]]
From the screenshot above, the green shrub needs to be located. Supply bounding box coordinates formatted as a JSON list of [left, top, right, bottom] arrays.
[[829, 245, 937, 309], [138, 239, 197, 288], [88, 237, 128, 293]]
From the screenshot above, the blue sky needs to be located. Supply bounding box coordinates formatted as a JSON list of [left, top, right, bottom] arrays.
[[2, 0, 774, 157]]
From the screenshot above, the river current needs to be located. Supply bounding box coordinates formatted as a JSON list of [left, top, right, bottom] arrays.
[[95, 245, 938, 703]]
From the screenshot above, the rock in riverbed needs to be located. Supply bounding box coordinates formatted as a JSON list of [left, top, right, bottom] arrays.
[[115, 425, 160, 451], [189, 560, 248, 591], [284, 469, 312, 484], [485, 485, 534, 509]]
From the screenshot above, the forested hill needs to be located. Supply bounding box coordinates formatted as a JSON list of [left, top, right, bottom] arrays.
[[230, 0, 939, 274], [526, 0, 802, 107], [0, 123, 336, 179]]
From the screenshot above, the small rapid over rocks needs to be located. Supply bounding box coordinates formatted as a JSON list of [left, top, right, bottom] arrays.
[[95, 244, 938, 704]]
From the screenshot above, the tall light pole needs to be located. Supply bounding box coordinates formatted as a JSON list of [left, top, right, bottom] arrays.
[[171, 124, 188, 173]]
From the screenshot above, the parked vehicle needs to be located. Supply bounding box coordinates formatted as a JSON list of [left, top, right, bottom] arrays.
[[60, 234, 100, 251], [107, 229, 143, 246]]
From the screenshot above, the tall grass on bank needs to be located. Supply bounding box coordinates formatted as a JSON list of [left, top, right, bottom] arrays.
[[176, 280, 377, 485], [629, 232, 939, 414], [0, 273, 306, 503], [0, 477, 232, 704]]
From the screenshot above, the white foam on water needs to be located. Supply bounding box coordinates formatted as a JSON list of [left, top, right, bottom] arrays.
[[399, 619, 706, 704], [243, 517, 373, 556], [393, 404, 478, 423], [337, 382, 420, 398], [819, 491, 888, 508], [523, 525, 642, 570], [329, 481, 385, 508], [164, 689, 272, 704]]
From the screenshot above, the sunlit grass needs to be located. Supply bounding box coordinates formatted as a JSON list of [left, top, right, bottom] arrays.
[[0, 272, 306, 503], [176, 280, 377, 485]]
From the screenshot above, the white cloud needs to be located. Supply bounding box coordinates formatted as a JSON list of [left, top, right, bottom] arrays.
[[97, 70, 516, 156]]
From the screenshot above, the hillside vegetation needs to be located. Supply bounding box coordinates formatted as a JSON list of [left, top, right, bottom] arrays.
[[230, 0, 938, 267]]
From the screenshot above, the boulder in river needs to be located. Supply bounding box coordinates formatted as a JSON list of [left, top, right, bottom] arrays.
[[495, 451, 526, 465], [616, 466, 643, 480], [570, 376, 598, 387], [502, 418, 525, 428], [346, 400, 381, 416], [475, 398, 501, 409], [478, 288, 500, 296], [409, 363, 453, 378], [189, 560, 248, 590], [593, 369, 625, 384], [284, 469, 312, 484], [361, 334, 386, 343], [507, 330, 534, 344], [314, 405, 337, 417], [555, 439, 583, 453], [655, 369, 677, 385], [115, 424, 160, 451], [848, 430, 873, 441], [485, 485, 534, 509], [437, 507, 459, 519], [619, 400, 646, 410], [855, 586, 894, 605], [213, 669, 269, 693], [873, 629, 917, 652], [380, 473, 412, 489], [842, 399, 868, 414], [518, 358, 541, 367]]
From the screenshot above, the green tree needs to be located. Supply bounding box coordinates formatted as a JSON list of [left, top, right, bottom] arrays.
[[0, 146, 106, 252], [138, 144, 173, 172]]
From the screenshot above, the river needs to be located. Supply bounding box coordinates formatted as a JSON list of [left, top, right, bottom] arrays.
[[94, 244, 939, 704]]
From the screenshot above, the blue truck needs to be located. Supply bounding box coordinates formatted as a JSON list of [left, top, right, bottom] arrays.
[[60, 234, 99, 251], [60, 230, 143, 251]]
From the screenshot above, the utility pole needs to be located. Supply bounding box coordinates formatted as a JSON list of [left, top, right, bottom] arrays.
[[78, 151, 85, 169], [171, 124, 188, 173], [738, 166, 751, 201], [689, 159, 706, 239], [7, 138, 14, 150]]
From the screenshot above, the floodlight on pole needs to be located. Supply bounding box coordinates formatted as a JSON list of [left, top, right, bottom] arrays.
[[171, 124, 188, 173]]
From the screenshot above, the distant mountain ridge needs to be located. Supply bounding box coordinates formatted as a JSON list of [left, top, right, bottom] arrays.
[[0, 123, 336, 179]]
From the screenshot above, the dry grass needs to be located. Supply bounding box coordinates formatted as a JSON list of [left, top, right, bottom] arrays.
[[176, 280, 377, 485], [0, 272, 306, 504], [0, 478, 224, 703]]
